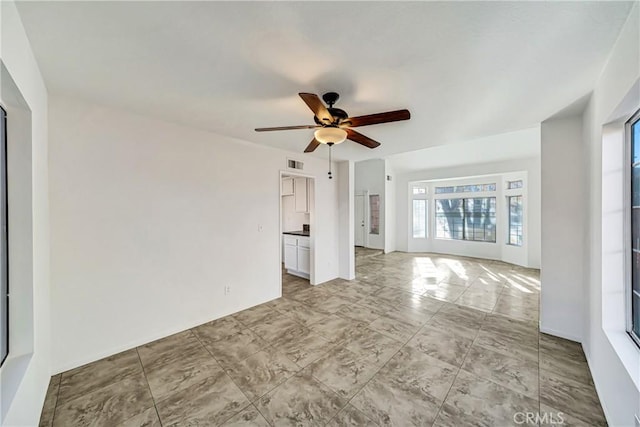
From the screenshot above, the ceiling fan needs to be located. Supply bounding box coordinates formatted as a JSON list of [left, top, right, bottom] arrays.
[[255, 92, 410, 153]]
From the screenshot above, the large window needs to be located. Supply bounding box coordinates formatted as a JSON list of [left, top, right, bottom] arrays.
[[435, 197, 496, 242], [508, 196, 523, 246], [1, 106, 7, 366], [628, 110, 640, 345], [412, 200, 427, 238], [435, 183, 496, 194], [412, 184, 428, 238]]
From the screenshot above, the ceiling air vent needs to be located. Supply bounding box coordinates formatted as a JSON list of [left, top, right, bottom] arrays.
[[287, 159, 304, 170]]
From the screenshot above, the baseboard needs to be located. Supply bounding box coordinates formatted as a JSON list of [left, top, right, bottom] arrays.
[[538, 324, 582, 343], [53, 295, 279, 374]]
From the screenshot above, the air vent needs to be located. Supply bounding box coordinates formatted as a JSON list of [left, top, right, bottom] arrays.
[[287, 159, 304, 170]]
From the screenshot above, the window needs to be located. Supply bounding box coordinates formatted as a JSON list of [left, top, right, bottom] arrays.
[[369, 194, 380, 235], [1, 106, 7, 367], [435, 183, 496, 194], [508, 196, 523, 246], [628, 110, 640, 345], [436, 199, 464, 239], [411, 184, 428, 238], [508, 180, 523, 189], [412, 200, 427, 238], [435, 197, 496, 242], [412, 187, 426, 195]]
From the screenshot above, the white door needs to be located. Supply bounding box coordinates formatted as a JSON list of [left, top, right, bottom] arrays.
[[355, 195, 365, 246], [297, 247, 310, 274]]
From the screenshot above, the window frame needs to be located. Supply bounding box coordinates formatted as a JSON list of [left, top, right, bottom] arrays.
[[0, 105, 7, 367], [625, 108, 640, 348], [411, 184, 428, 239]]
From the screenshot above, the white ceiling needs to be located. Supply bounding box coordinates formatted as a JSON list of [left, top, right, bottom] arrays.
[[15, 1, 633, 162], [388, 127, 540, 173]]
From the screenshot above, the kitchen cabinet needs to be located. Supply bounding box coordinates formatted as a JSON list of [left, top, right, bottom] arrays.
[[283, 234, 310, 278], [284, 243, 298, 270], [297, 246, 310, 274], [294, 177, 309, 213], [281, 177, 294, 196]]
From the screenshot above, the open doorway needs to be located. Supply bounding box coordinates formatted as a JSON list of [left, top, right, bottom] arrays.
[[280, 172, 314, 296]]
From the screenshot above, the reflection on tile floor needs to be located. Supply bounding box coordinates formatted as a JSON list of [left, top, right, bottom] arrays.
[[39, 250, 607, 426]]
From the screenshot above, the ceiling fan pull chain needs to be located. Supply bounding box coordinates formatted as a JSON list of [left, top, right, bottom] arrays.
[[328, 142, 333, 179]]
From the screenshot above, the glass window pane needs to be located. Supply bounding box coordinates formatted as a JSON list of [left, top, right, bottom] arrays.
[[633, 118, 640, 165], [435, 199, 458, 239], [435, 199, 464, 240], [631, 116, 640, 342], [436, 183, 496, 194], [508, 196, 523, 246], [412, 187, 426, 195], [507, 180, 523, 190], [413, 200, 426, 238], [633, 293, 640, 338], [463, 197, 496, 242], [633, 165, 640, 207]]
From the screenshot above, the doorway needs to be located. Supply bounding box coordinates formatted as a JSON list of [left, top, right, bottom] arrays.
[[355, 194, 365, 247], [280, 172, 314, 296]]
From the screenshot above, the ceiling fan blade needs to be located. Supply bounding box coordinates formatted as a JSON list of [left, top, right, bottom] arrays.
[[346, 129, 381, 149], [344, 109, 410, 128], [255, 125, 320, 132], [299, 93, 334, 124], [304, 138, 321, 153]]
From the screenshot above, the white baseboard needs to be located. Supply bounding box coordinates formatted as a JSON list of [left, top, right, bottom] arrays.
[[538, 324, 582, 342]]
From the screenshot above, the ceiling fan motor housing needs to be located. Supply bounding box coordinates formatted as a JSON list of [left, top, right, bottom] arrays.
[[314, 107, 348, 125]]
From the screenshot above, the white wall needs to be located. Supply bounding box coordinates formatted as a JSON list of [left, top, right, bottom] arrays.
[[580, 4, 640, 425], [384, 161, 396, 254], [337, 161, 355, 280], [355, 159, 386, 250], [540, 115, 585, 341], [48, 95, 345, 373], [0, 1, 51, 425], [395, 156, 541, 269]]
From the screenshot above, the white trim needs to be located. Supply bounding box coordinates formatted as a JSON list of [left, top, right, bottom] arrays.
[[538, 324, 582, 343], [624, 109, 640, 343]]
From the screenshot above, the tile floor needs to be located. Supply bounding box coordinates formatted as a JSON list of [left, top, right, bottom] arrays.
[[39, 250, 606, 426]]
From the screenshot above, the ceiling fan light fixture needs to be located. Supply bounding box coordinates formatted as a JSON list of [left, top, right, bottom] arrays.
[[314, 127, 347, 145]]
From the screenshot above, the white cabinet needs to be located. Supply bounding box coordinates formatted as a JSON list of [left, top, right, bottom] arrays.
[[294, 177, 309, 213], [283, 234, 310, 279], [281, 177, 294, 196]]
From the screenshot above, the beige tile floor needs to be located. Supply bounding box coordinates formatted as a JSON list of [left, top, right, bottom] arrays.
[[39, 250, 606, 426]]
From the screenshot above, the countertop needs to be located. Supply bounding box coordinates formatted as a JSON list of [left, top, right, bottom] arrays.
[[283, 230, 310, 237]]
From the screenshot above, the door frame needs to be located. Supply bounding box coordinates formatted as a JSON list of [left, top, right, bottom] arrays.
[[279, 170, 316, 293]]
